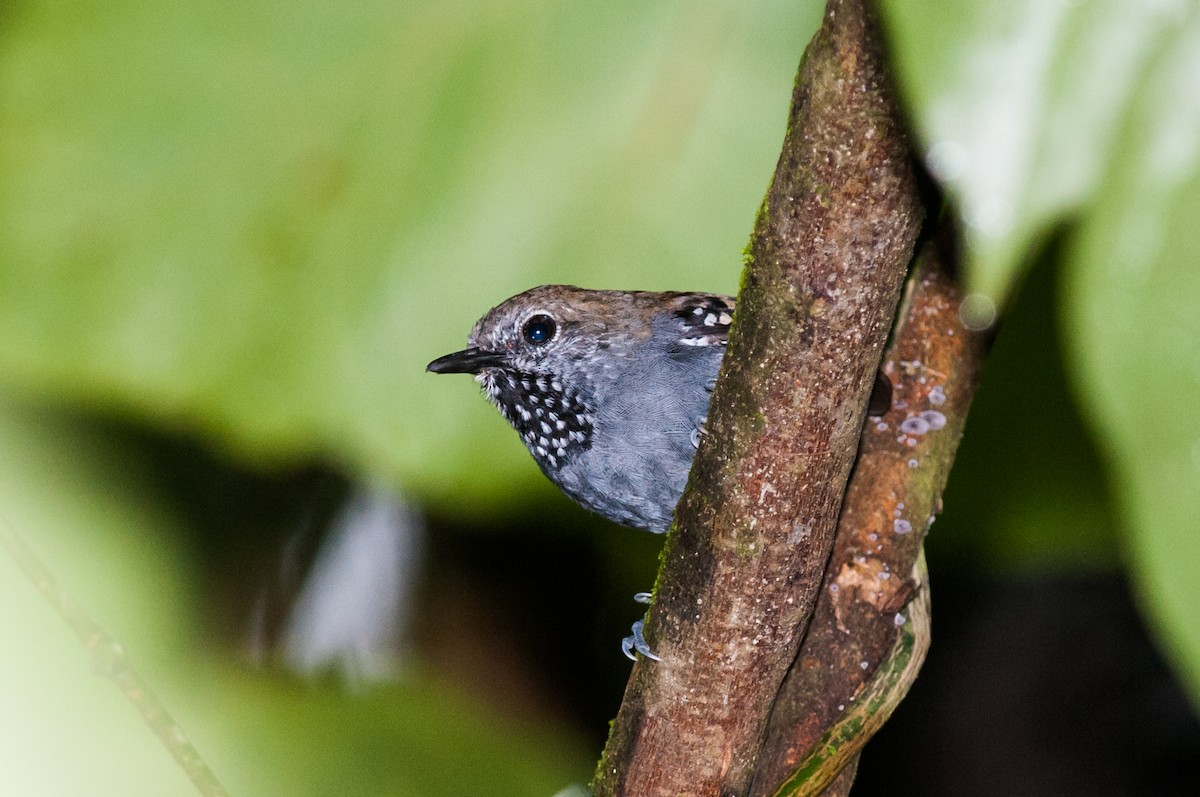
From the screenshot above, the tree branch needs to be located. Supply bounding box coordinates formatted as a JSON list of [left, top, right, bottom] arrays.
[[750, 231, 987, 796], [592, 1, 922, 794]]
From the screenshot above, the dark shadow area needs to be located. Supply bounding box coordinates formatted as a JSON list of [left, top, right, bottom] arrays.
[[856, 573, 1200, 796]]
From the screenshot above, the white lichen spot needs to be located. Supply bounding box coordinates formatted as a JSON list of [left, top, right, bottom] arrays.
[[921, 410, 947, 430], [928, 385, 947, 405], [894, 612, 907, 627], [893, 519, 913, 534], [900, 415, 931, 435], [908, 458, 919, 468]]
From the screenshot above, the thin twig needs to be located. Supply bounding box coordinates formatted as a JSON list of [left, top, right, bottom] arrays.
[[0, 520, 231, 797]]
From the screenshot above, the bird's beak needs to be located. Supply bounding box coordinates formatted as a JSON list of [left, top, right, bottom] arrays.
[[426, 347, 507, 374]]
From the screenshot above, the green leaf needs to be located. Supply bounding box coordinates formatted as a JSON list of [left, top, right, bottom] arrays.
[[0, 396, 590, 795], [1063, 7, 1200, 705], [928, 248, 1120, 574], [0, 401, 204, 795], [0, 0, 822, 510], [879, 0, 1186, 306], [883, 0, 1200, 700]]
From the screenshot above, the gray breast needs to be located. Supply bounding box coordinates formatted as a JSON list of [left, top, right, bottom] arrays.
[[549, 322, 725, 533]]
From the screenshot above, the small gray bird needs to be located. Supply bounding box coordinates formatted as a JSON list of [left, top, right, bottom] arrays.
[[427, 285, 733, 535], [428, 285, 890, 658]]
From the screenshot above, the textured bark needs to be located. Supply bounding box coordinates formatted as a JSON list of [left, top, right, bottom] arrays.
[[592, 1, 921, 794], [750, 233, 987, 796]]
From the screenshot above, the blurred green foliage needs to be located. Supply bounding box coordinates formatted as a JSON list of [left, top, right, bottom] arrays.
[[878, 0, 1185, 305], [1064, 10, 1200, 701], [0, 0, 822, 792], [0, 0, 819, 510], [3, 0, 1200, 792], [879, 0, 1200, 708], [0, 397, 588, 795]]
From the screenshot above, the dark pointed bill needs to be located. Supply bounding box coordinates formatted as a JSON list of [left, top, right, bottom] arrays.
[[426, 347, 507, 374]]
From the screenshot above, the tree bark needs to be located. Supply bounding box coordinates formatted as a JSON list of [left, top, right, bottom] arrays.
[[749, 232, 987, 796], [592, 1, 922, 794]]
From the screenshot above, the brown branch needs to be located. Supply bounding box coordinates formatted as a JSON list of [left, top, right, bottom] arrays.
[[592, 1, 922, 794], [750, 232, 987, 796]]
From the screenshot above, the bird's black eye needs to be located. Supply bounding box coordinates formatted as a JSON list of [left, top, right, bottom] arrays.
[[522, 314, 556, 345]]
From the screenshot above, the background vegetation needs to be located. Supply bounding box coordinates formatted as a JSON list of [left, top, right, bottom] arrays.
[[1, 0, 1197, 794]]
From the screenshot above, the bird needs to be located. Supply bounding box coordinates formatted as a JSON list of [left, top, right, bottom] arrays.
[[427, 285, 735, 535], [427, 285, 891, 658]]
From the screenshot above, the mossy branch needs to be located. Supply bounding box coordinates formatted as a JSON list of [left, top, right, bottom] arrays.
[[592, 0, 923, 794], [751, 231, 987, 796]]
